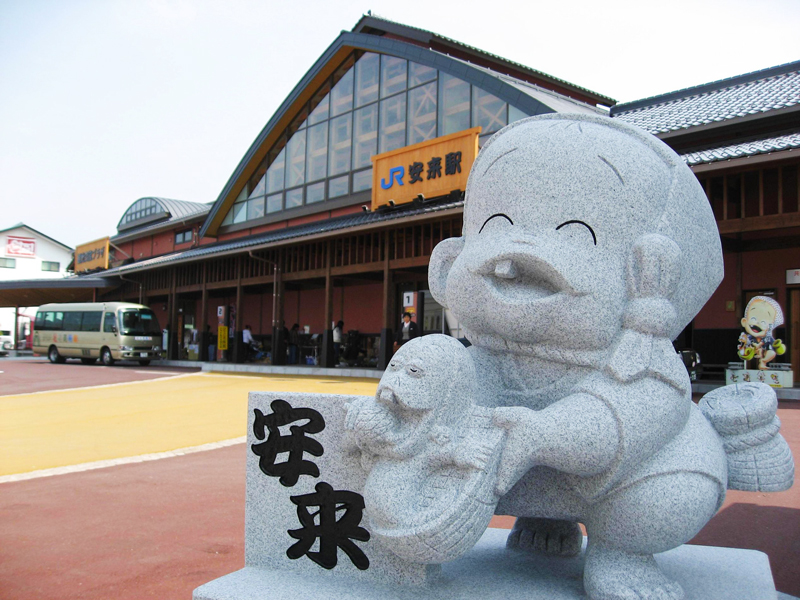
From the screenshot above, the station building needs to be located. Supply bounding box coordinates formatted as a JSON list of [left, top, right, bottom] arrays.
[[1, 15, 798, 376]]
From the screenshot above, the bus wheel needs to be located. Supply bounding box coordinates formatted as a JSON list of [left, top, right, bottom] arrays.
[[138, 359, 151, 366], [101, 347, 115, 366], [48, 346, 65, 364], [80, 358, 97, 365]]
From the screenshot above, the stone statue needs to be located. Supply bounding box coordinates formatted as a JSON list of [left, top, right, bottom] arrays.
[[349, 114, 794, 600]]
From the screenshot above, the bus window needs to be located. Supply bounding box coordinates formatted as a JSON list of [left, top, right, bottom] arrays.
[[44, 311, 64, 331], [103, 312, 117, 333], [81, 312, 102, 332], [34, 312, 44, 330], [119, 309, 161, 336], [63, 312, 83, 331]]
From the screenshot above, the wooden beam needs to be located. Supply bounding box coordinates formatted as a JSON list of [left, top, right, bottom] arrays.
[[383, 232, 393, 330], [717, 211, 800, 234]]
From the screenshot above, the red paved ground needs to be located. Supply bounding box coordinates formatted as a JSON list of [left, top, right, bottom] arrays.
[[0, 359, 199, 395], [0, 392, 798, 599]]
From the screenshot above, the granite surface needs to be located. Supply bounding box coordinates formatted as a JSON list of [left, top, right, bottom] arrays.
[[194, 528, 781, 600]]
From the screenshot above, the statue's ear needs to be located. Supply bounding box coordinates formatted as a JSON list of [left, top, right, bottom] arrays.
[[627, 234, 682, 300], [428, 237, 464, 306]]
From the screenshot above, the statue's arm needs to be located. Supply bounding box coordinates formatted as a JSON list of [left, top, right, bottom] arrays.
[[493, 393, 619, 494]]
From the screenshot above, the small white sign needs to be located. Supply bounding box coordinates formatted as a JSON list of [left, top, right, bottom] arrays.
[[403, 292, 414, 307], [217, 306, 225, 317], [787, 269, 800, 285]]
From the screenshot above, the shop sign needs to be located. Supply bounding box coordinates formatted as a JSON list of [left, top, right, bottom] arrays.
[[371, 127, 481, 210], [6, 236, 36, 257], [218, 326, 229, 350], [787, 269, 800, 285], [75, 237, 110, 272]]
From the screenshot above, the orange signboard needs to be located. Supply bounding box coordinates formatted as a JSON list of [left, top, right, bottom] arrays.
[[371, 127, 480, 210], [75, 237, 110, 272]]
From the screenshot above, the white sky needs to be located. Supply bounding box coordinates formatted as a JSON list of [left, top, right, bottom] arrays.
[[1, 0, 798, 249]]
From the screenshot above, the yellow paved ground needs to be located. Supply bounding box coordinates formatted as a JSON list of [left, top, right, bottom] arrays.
[[0, 373, 378, 476]]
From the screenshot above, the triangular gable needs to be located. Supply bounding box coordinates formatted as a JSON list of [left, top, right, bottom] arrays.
[[200, 29, 607, 238]]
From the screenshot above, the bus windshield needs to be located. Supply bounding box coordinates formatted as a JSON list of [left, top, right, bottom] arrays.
[[119, 309, 161, 336]]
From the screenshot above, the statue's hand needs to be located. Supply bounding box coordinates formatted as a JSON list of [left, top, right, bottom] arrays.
[[493, 407, 540, 496], [455, 440, 493, 471]]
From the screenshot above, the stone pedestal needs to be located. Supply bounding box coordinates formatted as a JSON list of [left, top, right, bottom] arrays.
[[194, 528, 780, 600]]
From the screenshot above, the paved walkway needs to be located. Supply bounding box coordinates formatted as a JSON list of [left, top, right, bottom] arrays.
[[1, 362, 798, 598]]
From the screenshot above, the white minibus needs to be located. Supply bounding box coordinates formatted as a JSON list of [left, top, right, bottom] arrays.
[[33, 302, 161, 366]]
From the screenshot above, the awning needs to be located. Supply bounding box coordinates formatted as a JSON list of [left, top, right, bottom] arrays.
[[0, 277, 119, 307]]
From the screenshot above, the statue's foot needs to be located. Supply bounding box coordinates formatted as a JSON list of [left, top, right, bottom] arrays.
[[584, 543, 683, 600], [506, 517, 583, 557]]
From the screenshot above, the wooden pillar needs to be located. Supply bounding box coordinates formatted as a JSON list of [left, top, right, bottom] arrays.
[[168, 268, 178, 360], [272, 249, 287, 365], [234, 256, 243, 363], [378, 231, 394, 370], [321, 240, 336, 367], [200, 263, 208, 361], [13, 305, 19, 351]]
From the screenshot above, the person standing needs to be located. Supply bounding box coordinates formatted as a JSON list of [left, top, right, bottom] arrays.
[[288, 323, 300, 365], [394, 312, 419, 352], [333, 320, 344, 364]]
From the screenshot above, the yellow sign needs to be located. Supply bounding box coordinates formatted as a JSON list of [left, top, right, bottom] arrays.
[[74, 237, 110, 272], [217, 326, 229, 350], [371, 127, 481, 210]]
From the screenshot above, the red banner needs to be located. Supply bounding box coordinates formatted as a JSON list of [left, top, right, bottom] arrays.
[[6, 236, 36, 257]]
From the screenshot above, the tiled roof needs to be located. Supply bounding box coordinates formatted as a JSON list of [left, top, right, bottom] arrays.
[[153, 198, 210, 220], [101, 196, 464, 276], [680, 132, 800, 166], [112, 199, 210, 242], [611, 61, 800, 134]]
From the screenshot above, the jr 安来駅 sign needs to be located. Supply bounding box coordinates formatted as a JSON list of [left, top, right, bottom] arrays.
[[371, 127, 480, 211]]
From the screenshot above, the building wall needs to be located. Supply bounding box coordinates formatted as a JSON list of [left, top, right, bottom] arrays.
[[0, 225, 73, 346]]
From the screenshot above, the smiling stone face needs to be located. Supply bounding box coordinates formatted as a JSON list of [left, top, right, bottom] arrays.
[[429, 113, 724, 354]]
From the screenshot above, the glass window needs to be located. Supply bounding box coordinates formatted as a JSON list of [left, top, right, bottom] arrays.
[[35, 312, 44, 329], [329, 175, 349, 198], [285, 128, 306, 188], [308, 83, 330, 125], [63, 312, 82, 331], [232, 201, 247, 224], [439, 73, 471, 136], [247, 197, 265, 221], [473, 87, 507, 135], [81, 312, 102, 332], [222, 210, 233, 226], [45, 311, 64, 330], [103, 312, 117, 333], [328, 113, 352, 176], [285, 188, 303, 209], [353, 169, 372, 193], [330, 66, 354, 117], [267, 192, 283, 214], [355, 52, 380, 107], [408, 81, 437, 145], [353, 103, 378, 170], [379, 93, 407, 153], [306, 182, 325, 204], [175, 230, 192, 245], [0, 258, 16, 268], [381, 55, 407, 97], [41, 261, 59, 272], [509, 105, 528, 124], [306, 122, 328, 182], [248, 160, 267, 199], [290, 105, 308, 134], [119, 309, 161, 335], [266, 147, 285, 194], [409, 61, 436, 87]]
